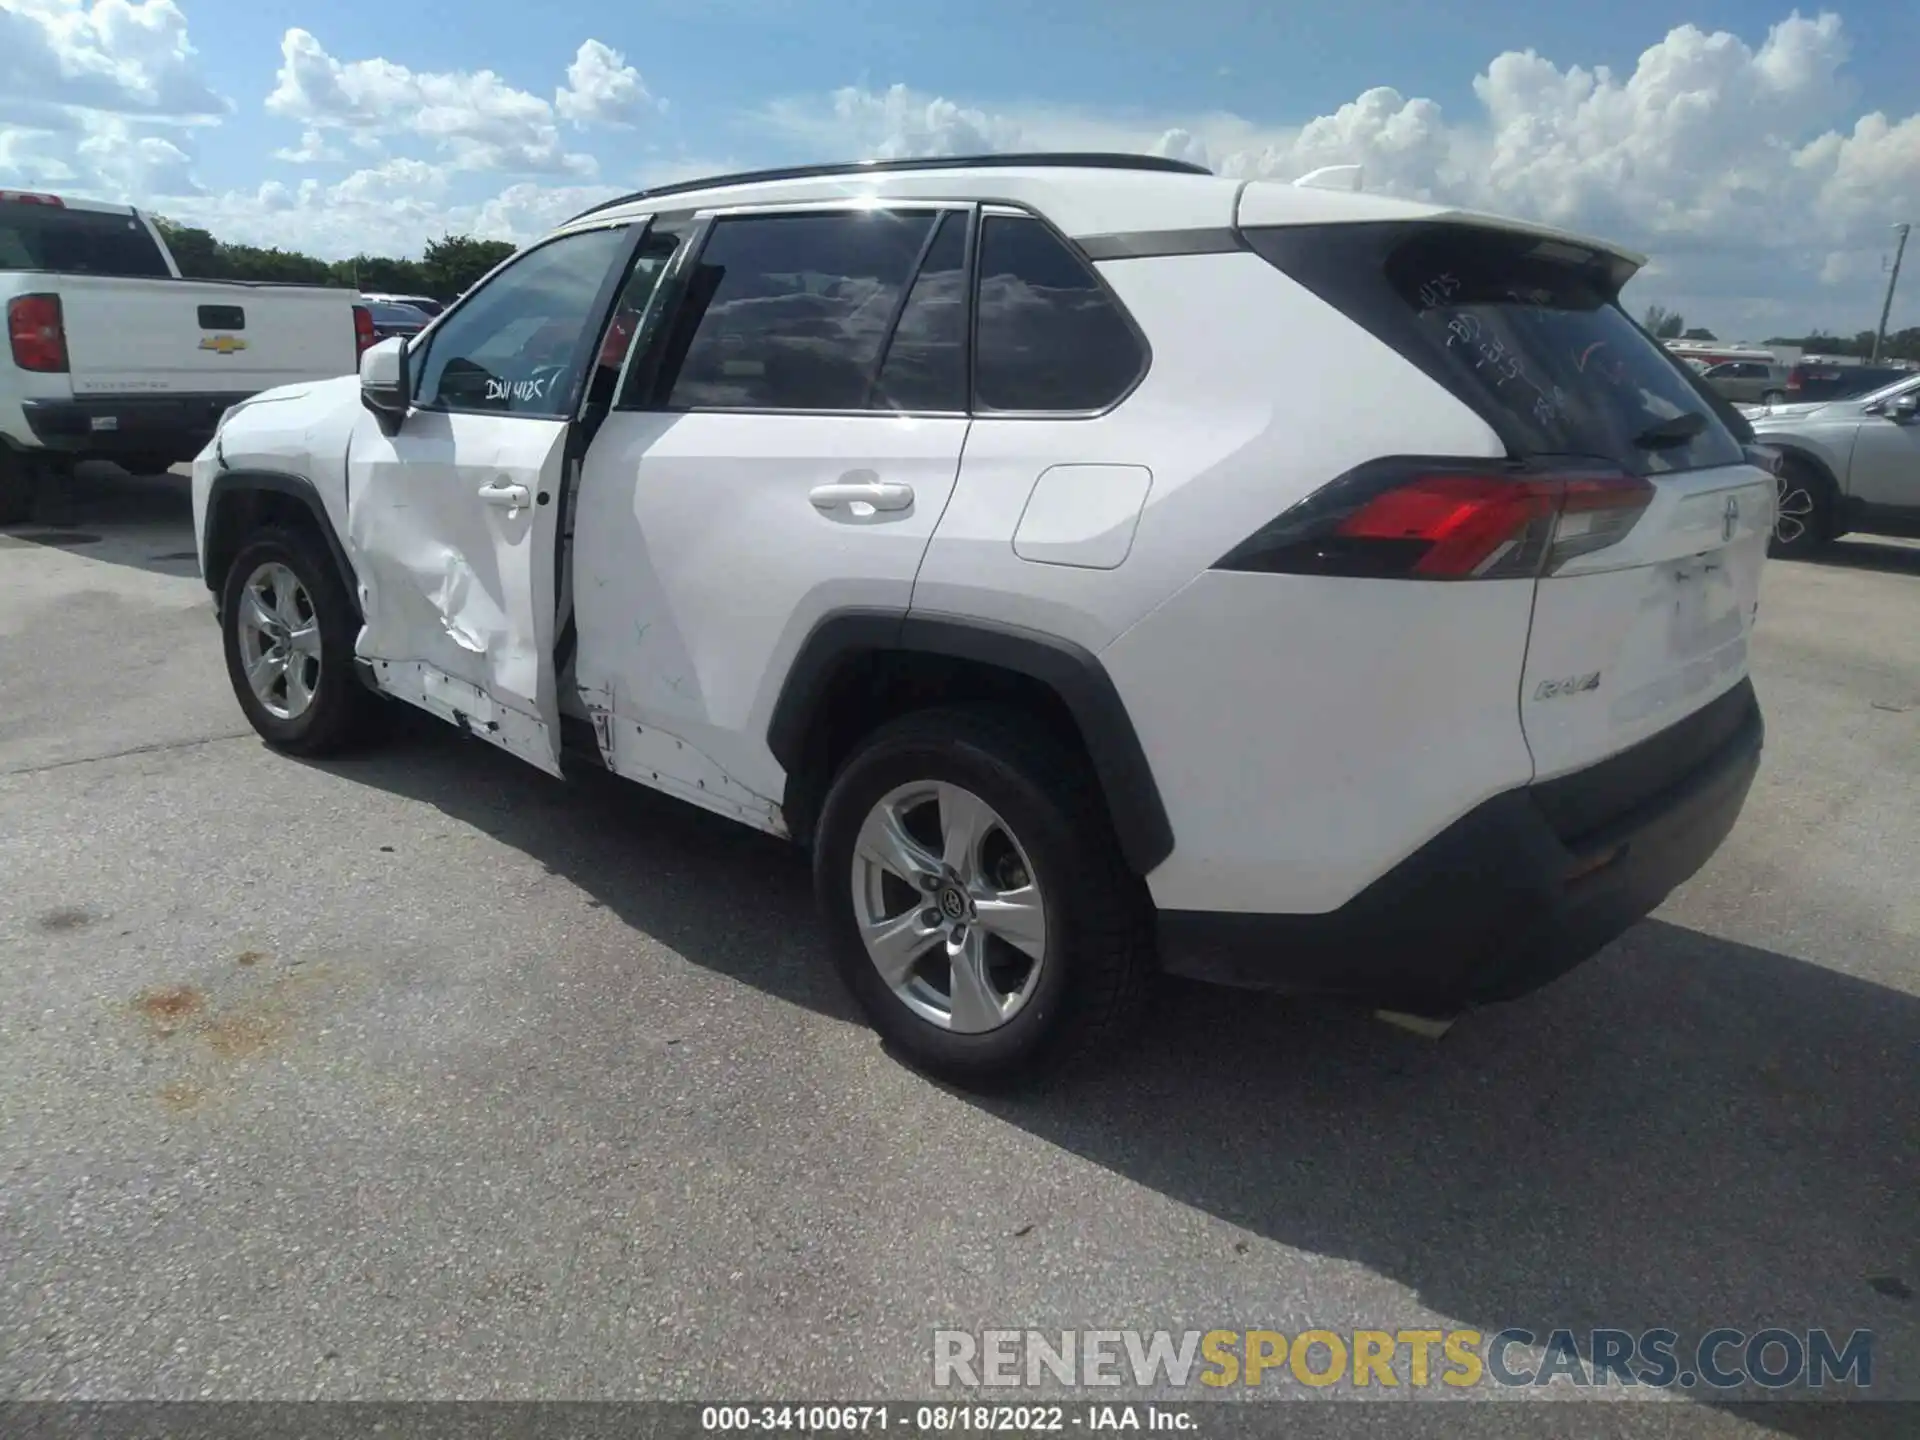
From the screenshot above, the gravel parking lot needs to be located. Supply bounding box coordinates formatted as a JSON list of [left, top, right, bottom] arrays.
[[1, 467, 1914, 1427]]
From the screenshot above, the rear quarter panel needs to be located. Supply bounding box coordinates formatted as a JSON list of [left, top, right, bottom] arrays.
[[916, 246, 1534, 914], [913, 248, 1503, 650]]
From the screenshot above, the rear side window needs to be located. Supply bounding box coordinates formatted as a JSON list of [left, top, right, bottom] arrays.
[[0, 205, 170, 278], [974, 214, 1145, 412], [1250, 223, 1746, 475], [660, 210, 941, 410]]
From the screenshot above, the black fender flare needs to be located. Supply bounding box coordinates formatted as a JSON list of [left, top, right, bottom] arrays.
[[203, 469, 359, 618], [768, 610, 1175, 876]]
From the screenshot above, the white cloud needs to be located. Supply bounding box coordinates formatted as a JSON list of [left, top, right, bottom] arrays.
[[274, 127, 343, 164], [766, 11, 1920, 335], [0, 0, 231, 200], [0, 0, 228, 122], [555, 40, 658, 128], [265, 27, 602, 177]]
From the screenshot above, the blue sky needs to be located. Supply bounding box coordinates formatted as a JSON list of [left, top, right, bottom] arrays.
[[3, 0, 1918, 335]]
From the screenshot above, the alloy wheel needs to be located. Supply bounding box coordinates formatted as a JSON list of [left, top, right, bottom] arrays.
[[235, 561, 322, 720], [849, 780, 1049, 1034]]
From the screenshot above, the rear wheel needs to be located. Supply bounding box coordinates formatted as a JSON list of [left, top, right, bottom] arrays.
[[1768, 457, 1834, 559], [220, 526, 381, 755], [812, 707, 1154, 1090]]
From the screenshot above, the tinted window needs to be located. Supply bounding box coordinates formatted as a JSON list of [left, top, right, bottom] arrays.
[[872, 212, 969, 412], [974, 214, 1144, 413], [1380, 228, 1744, 475], [661, 211, 939, 410], [413, 227, 628, 416], [0, 205, 169, 278]]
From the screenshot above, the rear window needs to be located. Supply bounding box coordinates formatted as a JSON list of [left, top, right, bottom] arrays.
[[1248, 222, 1746, 476], [0, 204, 170, 278]]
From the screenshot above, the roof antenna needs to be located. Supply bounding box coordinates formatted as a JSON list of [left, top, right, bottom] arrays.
[[1293, 164, 1364, 192]]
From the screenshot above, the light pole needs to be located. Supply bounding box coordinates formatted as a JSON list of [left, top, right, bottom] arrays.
[[1871, 221, 1910, 363]]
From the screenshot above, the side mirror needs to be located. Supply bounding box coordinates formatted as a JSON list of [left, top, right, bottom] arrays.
[[1888, 392, 1920, 421], [360, 337, 410, 432]]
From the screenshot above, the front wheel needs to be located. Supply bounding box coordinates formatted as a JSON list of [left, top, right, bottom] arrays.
[[220, 526, 381, 755], [812, 708, 1154, 1090], [1768, 458, 1833, 559]]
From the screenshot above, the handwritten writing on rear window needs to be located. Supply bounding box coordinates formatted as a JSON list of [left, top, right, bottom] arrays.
[[1421, 272, 1569, 425]]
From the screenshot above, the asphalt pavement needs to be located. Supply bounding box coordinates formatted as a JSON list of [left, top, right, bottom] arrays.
[[1, 467, 1914, 1430]]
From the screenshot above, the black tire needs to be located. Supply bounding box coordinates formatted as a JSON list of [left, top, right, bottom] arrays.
[[219, 525, 381, 755], [1768, 456, 1834, 559], [0, 448, 35, 526], [812, 706, 1154, 1091]]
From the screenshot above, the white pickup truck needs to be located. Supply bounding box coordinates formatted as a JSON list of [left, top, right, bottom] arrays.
[[1, 190, 362, 522]]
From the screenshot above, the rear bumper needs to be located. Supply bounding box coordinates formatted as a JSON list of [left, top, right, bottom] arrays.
[[1157, 679, 1763, 1014], [19, 392, 252, 462]]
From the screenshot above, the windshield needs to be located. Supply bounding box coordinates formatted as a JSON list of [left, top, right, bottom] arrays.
[[1853, 372, 1920, 407]]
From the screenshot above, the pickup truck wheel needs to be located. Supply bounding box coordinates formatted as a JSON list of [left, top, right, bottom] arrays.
[[1768, 457, 1833, 559], [813, 707, 1153, 1091], [220, 527, 379, 755], [0, 449, 34, 526]]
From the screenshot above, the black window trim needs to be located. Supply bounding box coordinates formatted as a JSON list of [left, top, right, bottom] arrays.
[[860, 209, 966, 412], [968, 201, 1153, 421], [612, 197, 1152, 422], [625, 201, 976, 421], [407, 217, 639, 423]]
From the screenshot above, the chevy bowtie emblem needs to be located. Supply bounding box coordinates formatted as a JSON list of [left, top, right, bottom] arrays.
[[1722, 494, 1740, 542], [199, 334, 248, 355]]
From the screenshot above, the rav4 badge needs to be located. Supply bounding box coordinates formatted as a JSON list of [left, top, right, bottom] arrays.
[[1536, 672, 1602, 701]]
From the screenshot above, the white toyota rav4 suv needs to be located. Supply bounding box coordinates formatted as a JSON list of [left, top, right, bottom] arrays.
[[193, 154, 1770, 1088]]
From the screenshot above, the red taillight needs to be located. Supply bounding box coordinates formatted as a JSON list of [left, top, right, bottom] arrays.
[[1335, 475, 1559, 578], [353, 303, 375, 358], [1786, 371, 1802, 392], [1218, 460, 1654, 580], [8, 293, 68, 373], [0, 190, 64, 207]]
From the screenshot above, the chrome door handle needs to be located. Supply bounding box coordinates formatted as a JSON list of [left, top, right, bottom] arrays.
[[809, 481, 914, 513], [479, 480, 532, 511]]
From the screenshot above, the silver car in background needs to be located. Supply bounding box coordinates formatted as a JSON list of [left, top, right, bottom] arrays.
[[1702, 360, 1790, 406], [1745, 372, 1920, 556]]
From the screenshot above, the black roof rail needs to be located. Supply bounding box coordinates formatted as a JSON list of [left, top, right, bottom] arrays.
[[564, 152, 1214, 224]]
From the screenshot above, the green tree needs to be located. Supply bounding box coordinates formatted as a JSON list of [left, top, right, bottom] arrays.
[[150, 217, 227, 278], [1641, 304, 1685, 339], [422, 235, 517, 299]]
